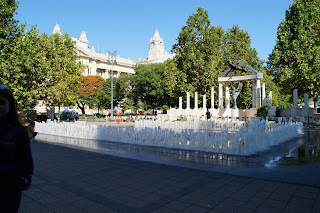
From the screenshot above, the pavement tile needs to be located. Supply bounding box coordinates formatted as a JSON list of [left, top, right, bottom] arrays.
[[258, 198, 287, 210], [150, 206, 178, 213], [181, 204, 209, 213], [213, 198, 244, 213], [165, 200, 190, 211]]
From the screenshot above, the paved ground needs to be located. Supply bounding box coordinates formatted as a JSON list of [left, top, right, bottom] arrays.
[[20, 140, 320, 213]]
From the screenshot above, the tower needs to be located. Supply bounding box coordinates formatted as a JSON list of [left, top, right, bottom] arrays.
[[148, 29, 166, 63]]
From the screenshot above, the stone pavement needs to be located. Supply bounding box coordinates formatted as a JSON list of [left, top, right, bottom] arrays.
[[20, 141, 320, 213]]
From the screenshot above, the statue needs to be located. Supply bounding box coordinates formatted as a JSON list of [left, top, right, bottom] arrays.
[[230, 82, 243, 109]]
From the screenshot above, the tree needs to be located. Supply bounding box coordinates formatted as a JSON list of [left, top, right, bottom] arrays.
[[132, 63, 166, 109], [172, 7, 225, 99], [43, 33, 82, 110], [267, 0, 320, 111], [77, 75, 104, 114], [223, 25, 266, 109]]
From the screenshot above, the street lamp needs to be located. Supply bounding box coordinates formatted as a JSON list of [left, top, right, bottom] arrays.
[[107, 51, 117, 120]]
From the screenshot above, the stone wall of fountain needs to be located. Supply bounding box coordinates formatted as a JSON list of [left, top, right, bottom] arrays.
[[35, 119, 302, 156]]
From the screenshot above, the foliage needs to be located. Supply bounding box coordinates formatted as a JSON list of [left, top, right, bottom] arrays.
[[267, 0, 320, 110], [77, 75, 104, 114], [97, 78, 112, 110], [172, 8, 225, 99], [131, 63, 167, 109], [0, 0, 82, 110], [43, 33, 82, 109], [256, 105, 269, 118]]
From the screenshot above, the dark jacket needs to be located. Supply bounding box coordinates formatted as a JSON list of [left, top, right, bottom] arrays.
[[0, 123, 34, 188]]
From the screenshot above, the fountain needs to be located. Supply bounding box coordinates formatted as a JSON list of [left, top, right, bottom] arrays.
[[35, 118, 302, 156]]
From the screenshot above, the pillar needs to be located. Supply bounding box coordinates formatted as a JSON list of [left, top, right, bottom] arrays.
[[194, 92, 198, 109], [211, 86, 214, 109], [304, 93, 309, 107], [262, 83, 266, 106], [256, 80, 261, 107], [252, 81, 256, 108], [293, 89, 298, 107], [179, 97, 182, 110], [186, 92, 190, 109], [268, 91, 272, 107], [219, 83, 223, 108], [225, 85, 230, 108], [203, 94, 207, 110]]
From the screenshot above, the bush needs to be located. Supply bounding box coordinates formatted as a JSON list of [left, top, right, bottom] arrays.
[[256, 105, 269, 118]]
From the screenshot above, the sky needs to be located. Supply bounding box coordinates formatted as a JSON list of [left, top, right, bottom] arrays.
[[16, 0, 294, 62]]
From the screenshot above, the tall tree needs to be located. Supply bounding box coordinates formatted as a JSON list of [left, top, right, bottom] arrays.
[[132, 63, 166, 109], [267, 0, 320, 111], [223, 25, 266, 109], [44, 33, 82, 110], [77, 75, 104, 114], [172, 7, 225, 98]]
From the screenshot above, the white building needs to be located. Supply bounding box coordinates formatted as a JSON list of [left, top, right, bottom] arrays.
[[53, 24, 135, 80], [139, 29, 175, 64]]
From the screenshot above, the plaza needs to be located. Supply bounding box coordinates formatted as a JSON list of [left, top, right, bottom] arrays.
[[20, 124, 320, 213]]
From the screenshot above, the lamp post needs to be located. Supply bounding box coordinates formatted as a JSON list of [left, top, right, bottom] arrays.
[[108, 51, 117, 120]]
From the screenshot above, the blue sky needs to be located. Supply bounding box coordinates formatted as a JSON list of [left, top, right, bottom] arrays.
[[16, 0, 293, 62]]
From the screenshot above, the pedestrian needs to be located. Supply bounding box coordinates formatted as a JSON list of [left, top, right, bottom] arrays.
[[0, 84, 34, 212], [206, 109, 211, 120]]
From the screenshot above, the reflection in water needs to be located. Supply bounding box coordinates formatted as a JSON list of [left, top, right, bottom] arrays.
[[35, 128, 320, 170], [279, 129, 320, 166]]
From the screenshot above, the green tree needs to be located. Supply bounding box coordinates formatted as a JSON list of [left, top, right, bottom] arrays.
[[97, 78, 112, 111], [132, 63, 166, 109], [77, 75, 104, 114], [223, 25, 266, 109], [44, 33, 82, 110], [172, 7, 225, 99], [267, 0, 320, 111]]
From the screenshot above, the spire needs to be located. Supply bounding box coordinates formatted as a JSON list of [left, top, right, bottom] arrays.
[[52, 24, 62, 35], [153, 29, 161, 40], [79, 31, 88, 44]]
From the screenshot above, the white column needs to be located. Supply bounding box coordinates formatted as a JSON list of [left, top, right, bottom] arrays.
[[225, 85, 230, 108], [256, 80, 261, 107], [179, 97, 182, 110], [186, 92, 190, 109], [293, 89, 298, 107], [304, 93, 309, 107], [268, 91, 272, 107], [203, 94, 207, 110], [252, 81, 256, 108], [219, 83, 223, 108], [211, 86, 214, 109], [194, 92, 198, 109], [262, 83, 266, 106]]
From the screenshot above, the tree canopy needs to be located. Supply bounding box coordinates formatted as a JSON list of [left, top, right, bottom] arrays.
[[78, 75, 104, 114], [268, 0, 320, 109], [0, 0, 82, 110]]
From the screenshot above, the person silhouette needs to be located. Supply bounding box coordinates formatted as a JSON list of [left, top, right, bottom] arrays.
[[0, 85, 34, 212]]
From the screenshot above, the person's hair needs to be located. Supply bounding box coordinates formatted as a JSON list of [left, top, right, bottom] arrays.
[[0, 87, 30, 140]]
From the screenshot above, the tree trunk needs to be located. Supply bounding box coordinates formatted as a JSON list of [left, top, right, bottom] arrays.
[[314, 99, 318, 114], [77, 102, 86, 114]]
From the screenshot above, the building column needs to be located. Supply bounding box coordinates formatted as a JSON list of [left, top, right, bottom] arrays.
[[262, 83, 266, 106], [256, 80, 261, 107], [194, 92, 198, 109], [225, 85, 230, 109], [203, 94, 207, 110], [293, 89, 298, 107], [268, 91, 272, 107], [179, 97, 182, 110], [211, 86, 214, 109], [219, 83, 223, 108], [252, 80, 256, 108], [186, 92, 190, 110]]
